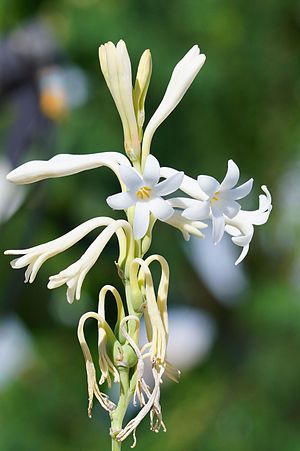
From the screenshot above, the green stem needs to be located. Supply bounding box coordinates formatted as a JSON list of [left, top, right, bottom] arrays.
[[111, 437, 121, 451], [110, 368, 132, 451]]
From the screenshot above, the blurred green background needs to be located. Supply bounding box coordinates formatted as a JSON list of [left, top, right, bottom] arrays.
[[1, 0, 300, 450]]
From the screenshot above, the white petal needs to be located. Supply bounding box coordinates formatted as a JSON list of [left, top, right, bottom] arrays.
[[106, 192, 135, 210], [143, 155, 160, 186], [182, 201, 210, 220], [149, 197, 173, 220], [119, 165, 142, 191], [7, 152, 130, 185], [163, 210, 207, 240], [226, 178, 253, 200], [155, 171, 184, 196], [160, 167, 207, 200], [141, 46, 206, 163], [220, 160, 240, 191], [218, 199, 241, 219], [167, 197, 201, 209], [211, 207, 225, 244], [133, 202, 150, 239], [234, 244, 249, 266], [197, 175, 220, 197]]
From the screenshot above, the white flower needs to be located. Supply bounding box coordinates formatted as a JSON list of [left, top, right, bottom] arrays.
[[162, 209, 207, 241], [47, 220, 132, 303], [183, 160, 253, 244], [5, 217, 119, 283], [106, 155, 184, 239], [225, 185, 272, 265], [141, 45, 206, 165]]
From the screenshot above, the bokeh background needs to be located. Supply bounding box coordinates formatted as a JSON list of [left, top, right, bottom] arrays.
[[0, 1, 300, 450]]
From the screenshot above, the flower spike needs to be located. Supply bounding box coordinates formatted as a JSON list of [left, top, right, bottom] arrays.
[[4, 40, 272, 450]]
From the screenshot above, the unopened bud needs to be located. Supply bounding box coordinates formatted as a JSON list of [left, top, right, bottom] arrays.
[[133, 49, 152, 137]]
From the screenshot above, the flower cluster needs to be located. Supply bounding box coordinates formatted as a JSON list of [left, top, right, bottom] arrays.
[[5, 40, 271, 449]]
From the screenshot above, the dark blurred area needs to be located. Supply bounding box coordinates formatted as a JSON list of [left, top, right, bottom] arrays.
[[1, 1, 300, 450]]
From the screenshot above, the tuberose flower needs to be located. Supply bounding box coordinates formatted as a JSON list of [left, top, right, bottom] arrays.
[[106, 154, 184, 239], [183, 160, 253, 244]]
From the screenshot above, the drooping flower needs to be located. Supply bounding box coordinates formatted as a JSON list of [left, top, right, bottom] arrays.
[[6, 218, 133, 303], [106, 154, 184, 239], [182, 160, 253, 244]]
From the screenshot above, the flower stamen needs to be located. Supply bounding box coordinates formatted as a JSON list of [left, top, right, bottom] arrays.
[[211, 191, 220, 202], [136, 186, 152, 200]]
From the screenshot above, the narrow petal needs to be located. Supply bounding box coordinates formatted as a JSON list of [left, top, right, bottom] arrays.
[[197, 175, 220, 197], [167, 197, 201, 209], [6, 152, 130, 185], [160, 167, 207, 200], [143, 155, 160, 186], [106, 192, 135, 210], [141, 46, 206, 164], [234, 244, 249, 266], [149, 197, 173, 220], [182, 201, 210, 220], [220, 160, 240, 191], [225, 178, 253, 200], [155, 171, 184, 196], [218, 199, 241, 219], [119, 164, 142, 191], [133, 202, 150, 239], [211, 207, 225, 244]]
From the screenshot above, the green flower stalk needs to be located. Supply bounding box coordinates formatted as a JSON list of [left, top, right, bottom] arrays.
[[5, 40, 272, 449]]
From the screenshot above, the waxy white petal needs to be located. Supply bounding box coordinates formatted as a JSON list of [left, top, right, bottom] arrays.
[[7, 152, 130, 185], [226, 178, 253, 200], [119, 164, 142, 191], [142, 46, 206, 164], [234, 244, 250, 265], [183, 201, 210, 220], [211, 206, 225, 244], [155, 171, 184, 196], [220, 159, 240, 191], [161, 168, 207, 200], [149, 197, 173, 221], [224, 185, 272, 264], [143, 154, 160, 186], [197, 175, 220, 197], [163, 210, 207, 240], [218, 199, 241, 219], [133, 202, 150, 239], [106, 192, 135, 210], [167, 197, 202, 209]]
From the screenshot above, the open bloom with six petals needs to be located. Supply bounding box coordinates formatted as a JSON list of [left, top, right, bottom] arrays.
[[107, 154, 183, 239], [183, 160, 254, 244]]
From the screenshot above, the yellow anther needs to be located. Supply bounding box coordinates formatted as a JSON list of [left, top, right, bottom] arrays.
[[136, 186, 152, 200], [211, 191, 220, 202]]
